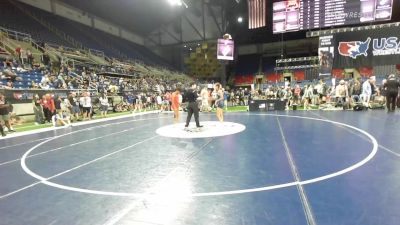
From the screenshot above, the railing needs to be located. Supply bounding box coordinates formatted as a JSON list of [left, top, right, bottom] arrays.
[[0, 27, 50, 61], [47, 43, 107, 65], [45, 43, 61, 49], [0, 27, 31, 43], [45, 43, 90, 66], [88, 49, 105, 58]]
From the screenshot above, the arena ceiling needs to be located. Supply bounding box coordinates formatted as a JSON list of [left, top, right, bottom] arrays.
[[59, 0, 188, 35], [59, 0, 237, 46], [57, 0, 400, 47]]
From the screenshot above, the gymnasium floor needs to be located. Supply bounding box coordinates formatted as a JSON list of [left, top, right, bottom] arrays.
[[0, 110, 399, 225]]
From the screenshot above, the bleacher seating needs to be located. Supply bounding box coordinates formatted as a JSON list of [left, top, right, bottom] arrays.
[[0, 1, 173, 69], [0, 1, 71, 47], [0, 63, 44, 89]]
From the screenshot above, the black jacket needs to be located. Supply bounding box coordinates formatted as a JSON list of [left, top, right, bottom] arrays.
[[185, 89, 198, 103], [384, 79, 400, 94]]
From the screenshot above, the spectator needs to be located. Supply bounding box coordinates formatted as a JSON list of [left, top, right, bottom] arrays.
[[293, 85, 301, 105], [244, 88, 249, 106], [42, 52, 50, 67], [68, 92, 81, 121], [303, 85, 314, 110], [41, 74, 50, 85], [52, 110, 71, 127], [81, 92, 92, 120], [164, 91, 171, 111], [20, 48, 27, 65], [26, 49, 33, 66], [0, 93, 15, 134], [40, 82, 50, 90], [134, 93, 143, 112], [32, 94, 44, 125], [200, 87, 209, 112], [15, 46, 21, 63], [156, 94, 163, 111], [285, 87, 293, 109], [5, 80, 13, 89], [54, 95, 63, 112], [31, 81, 39, 89], [362, 77, 373, 107], [336, 80, 348, 107], [317, 80, 328, 103], [2, 68, 20, 82], [42, 94, 55, 123], [223, 88, 229, 111], [99, 93, 109, 118]]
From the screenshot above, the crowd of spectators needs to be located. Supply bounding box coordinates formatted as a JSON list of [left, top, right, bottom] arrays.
[[234, 76, 391, 110], [0, 54, 193, 94], [1, 34, 399, 138]]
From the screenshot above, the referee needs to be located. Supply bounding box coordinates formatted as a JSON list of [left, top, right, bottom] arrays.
[[383, 74, 400, 112], [185, 82, 202, 129]]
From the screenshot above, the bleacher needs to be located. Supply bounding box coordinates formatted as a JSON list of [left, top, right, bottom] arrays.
[[0, 1, 71, 47], [0, 0, 194, 92], [0, 0, 173, 69], [0, 62, 44, 89]]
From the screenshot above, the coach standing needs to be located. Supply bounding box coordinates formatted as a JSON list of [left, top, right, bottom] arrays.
[[383, 74, 400, 112], [185, 82, 202, 129]]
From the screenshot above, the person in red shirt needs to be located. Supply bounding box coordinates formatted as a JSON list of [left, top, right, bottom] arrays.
[[171, 88, 181, 123], [42, 94, 55, 123], [15, 46, 21, 63]]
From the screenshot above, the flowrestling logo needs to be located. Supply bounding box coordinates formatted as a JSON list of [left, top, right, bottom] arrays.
[[338, 38, 370, 59], [338, 36, 400, 59]]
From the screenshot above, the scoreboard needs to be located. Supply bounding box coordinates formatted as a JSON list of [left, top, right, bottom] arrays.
[[273, 0, 393, 33]]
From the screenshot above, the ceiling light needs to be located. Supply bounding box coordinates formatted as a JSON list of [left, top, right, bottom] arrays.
[[167, 0, 188, 8], [237, 17, 243, 23]]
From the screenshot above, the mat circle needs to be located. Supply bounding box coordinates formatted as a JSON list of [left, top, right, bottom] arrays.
[[20, 114, 378, 198]]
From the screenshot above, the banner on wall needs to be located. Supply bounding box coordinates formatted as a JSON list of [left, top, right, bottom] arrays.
[[0, 89, 97, 104], [319, 35, 335, 76], [333, 26, 400, 68]]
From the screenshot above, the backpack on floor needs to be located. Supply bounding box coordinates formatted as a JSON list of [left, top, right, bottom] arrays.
[[353, 104, 366, 111]]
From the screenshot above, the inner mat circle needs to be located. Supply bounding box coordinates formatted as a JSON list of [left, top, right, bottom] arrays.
[[20, 114, 378, 198], [156, 121, 246, 138]]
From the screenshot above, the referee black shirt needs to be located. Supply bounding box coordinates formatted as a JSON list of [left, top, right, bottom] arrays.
[[384, 78, 400, 94], [185, 89, 198, 103]]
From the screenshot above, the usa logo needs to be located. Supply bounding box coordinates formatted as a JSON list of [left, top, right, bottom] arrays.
[[338, 38, 371, 59]]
